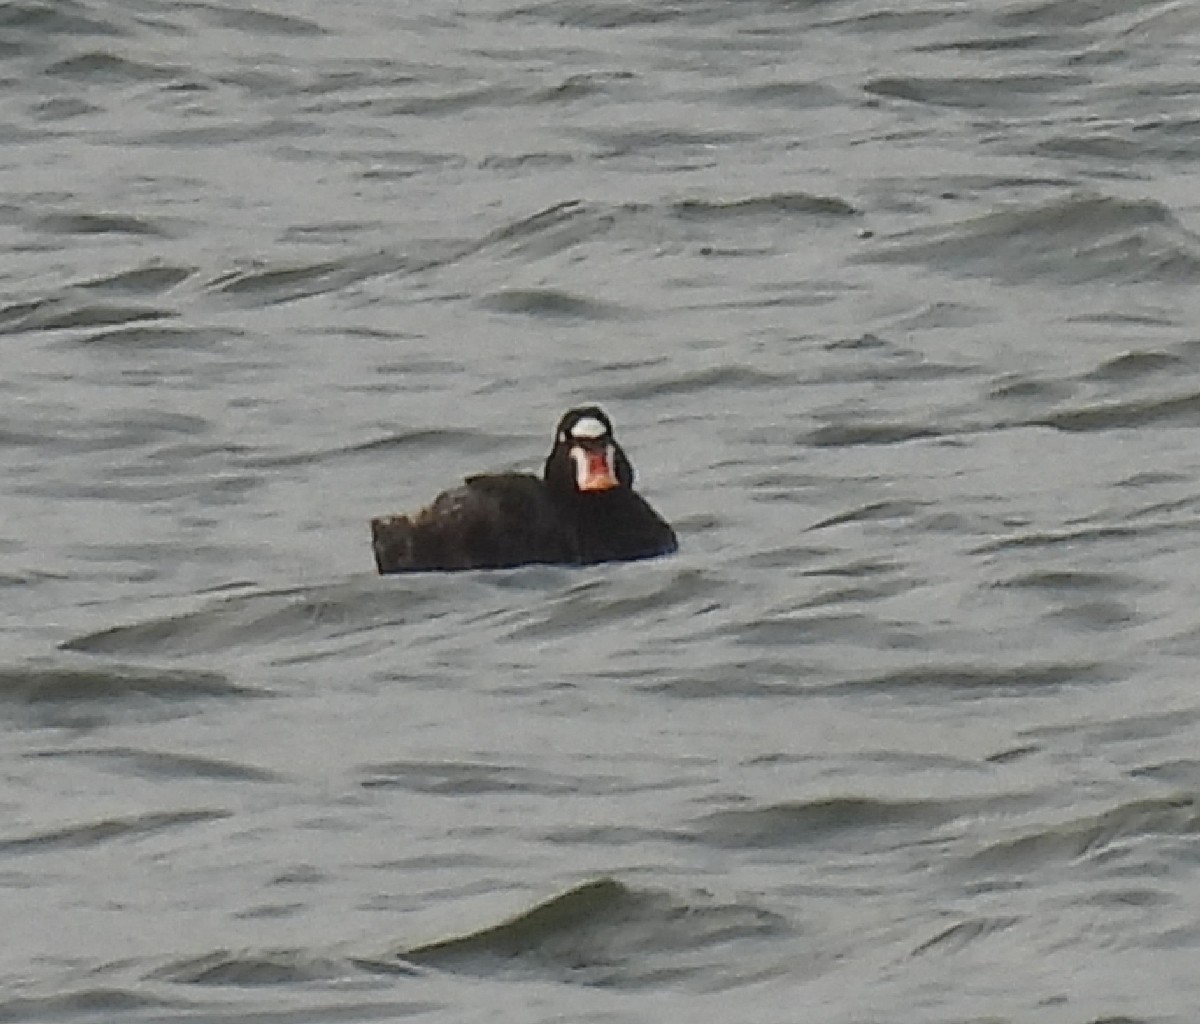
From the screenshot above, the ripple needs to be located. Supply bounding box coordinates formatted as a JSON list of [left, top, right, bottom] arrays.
[[830, 660, 1114, 695], [671, 193, 858, 220], [1, 1, 126, 40], [208, 252, 410, 307], [527, 70, 636, 103], [691, 796, 972, 849], [1028, 390, 1200, 431], [71, 325, 228, 349], [971, 522, 1182, 554], [27, 746, 283, 783], [150, 950, 347, 987], [1085, 350, 1186, 381], [0, 988, 188, 1022], [865, 72, 1086, 110], [477, 288, 626, 319], [807, 500, 930, 531], [246, 427, 522, 469], [859, 193, 1200, 285], [0, 808, 228, 855], [359, 759, 620, 797], [194, 7, 325, 36], [43, 51, 177, 82], [501, 567, 719, 642], [803, 422, 942, 447], [401, 877, 790, 988], [995, 569, 1143, 593], [60, 582, 452, 657], [34, 211, 170, 236], [0, 299, 172, 333], [604, 364, 790, 401], [79, 264, 193, 294], [963, 795, 1199, 873], [478, 199, 609, 260], [910, 915, 1022, 957], [505, 2, 694, 29], [0, 661, 253, 703]]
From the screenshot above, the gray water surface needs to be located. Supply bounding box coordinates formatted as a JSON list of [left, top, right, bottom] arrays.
[[4, 1, 1200, 1022]]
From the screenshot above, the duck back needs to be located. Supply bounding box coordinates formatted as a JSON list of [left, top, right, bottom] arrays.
[[372, 473, 573, 573]]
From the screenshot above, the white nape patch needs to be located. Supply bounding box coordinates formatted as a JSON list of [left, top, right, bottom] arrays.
[[569, 415, 607, 440]]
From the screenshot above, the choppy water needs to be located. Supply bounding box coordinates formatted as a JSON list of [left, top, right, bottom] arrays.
[[5, 1, 1200, 1021]]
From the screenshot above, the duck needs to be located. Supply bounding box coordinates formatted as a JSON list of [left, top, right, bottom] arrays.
[[371, 406, 677, 573]]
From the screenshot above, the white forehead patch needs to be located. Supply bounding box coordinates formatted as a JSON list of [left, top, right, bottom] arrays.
[[569, 415, 608, 440]]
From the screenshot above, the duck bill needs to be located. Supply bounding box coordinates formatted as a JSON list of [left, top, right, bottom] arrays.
[[571, 445, 619, 492]]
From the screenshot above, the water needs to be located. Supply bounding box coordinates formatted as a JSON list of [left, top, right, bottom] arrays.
[[4, 0, 1200, 1020]]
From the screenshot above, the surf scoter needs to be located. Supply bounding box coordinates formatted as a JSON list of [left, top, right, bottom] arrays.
[[371, 406, 677, 573]]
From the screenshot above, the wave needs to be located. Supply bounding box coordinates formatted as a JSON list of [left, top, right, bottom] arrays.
[[399, 877, 789, 988], [0, 660, 253, 703], [858, 192, 1200, 285], [0, 808, 228, 855]]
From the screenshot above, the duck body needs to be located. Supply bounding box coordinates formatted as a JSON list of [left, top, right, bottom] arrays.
[[371, 407, 677, 574]]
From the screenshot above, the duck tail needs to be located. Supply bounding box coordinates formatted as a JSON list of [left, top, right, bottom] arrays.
[[371, 515, 414, 574]]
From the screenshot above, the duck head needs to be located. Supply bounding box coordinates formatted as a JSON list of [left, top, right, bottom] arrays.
[[544, 405, 635, 499]]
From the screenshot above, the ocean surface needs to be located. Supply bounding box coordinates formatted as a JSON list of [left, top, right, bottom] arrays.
[[4, 1, 1200, 1021]]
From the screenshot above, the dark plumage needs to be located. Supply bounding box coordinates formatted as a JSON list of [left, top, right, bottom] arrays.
[[371, 406, 677, 573]]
